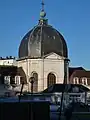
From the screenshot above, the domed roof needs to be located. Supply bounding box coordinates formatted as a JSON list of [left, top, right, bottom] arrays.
[[18, 1, 68, 59], [18, 19, 68, 59]]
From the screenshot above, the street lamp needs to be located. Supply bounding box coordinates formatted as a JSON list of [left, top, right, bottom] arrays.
[[29, 76, 35, 120], [29, 77, 35, 94]]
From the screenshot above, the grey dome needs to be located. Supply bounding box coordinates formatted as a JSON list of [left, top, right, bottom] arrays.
[[18, 21, 68, 59]]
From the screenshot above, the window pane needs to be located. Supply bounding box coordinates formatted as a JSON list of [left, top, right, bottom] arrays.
[[4, 76, 10, 85], [15, 76, 20, 85], [47, 73, 56, 87]]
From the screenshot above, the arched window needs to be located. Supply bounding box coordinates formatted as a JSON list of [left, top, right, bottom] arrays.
[[31, 72, 38, 92], [47, 73, 56, 88], [81, 77, 87, 85], [73, 77, 79, 84]]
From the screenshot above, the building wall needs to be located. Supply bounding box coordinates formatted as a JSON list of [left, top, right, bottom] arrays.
[[69, 70, 90, 90], [17, 53, 68, 92], [0, 59, 16, 66]]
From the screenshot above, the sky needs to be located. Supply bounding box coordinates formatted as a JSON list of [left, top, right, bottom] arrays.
[[0, 0, 90, 69]]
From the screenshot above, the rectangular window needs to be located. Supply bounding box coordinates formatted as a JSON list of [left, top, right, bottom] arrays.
[[4, 76, 10, 85], [15, 76, 21, 85]]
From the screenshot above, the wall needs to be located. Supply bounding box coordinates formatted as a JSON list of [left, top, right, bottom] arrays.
[[17, 53, 68, 92], [0, 59, 16, 66]]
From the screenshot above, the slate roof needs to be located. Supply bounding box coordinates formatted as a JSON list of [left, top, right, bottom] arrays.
[[0, 66, 27, 84], [69, 67, 85, 78], [42, 84, 90, 93], [19, 22, 68, 59]]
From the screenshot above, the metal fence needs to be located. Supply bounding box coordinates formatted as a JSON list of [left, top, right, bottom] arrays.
[[19, 92, 86, 106]]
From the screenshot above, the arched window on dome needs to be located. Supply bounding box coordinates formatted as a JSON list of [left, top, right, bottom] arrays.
[[31, 72, 38, 92], [73, 77, 79, 84], [81, 77, 88, 85], [47, 73, 56, 88]]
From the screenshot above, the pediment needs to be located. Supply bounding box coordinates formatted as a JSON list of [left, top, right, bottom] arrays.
[[45, 52, 63, 59]]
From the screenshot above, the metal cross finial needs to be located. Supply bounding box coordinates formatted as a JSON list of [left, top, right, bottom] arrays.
[[41, 0, 45, 11]]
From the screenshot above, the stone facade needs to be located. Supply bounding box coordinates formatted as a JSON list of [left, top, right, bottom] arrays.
[[17, 53, 69, 92]]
